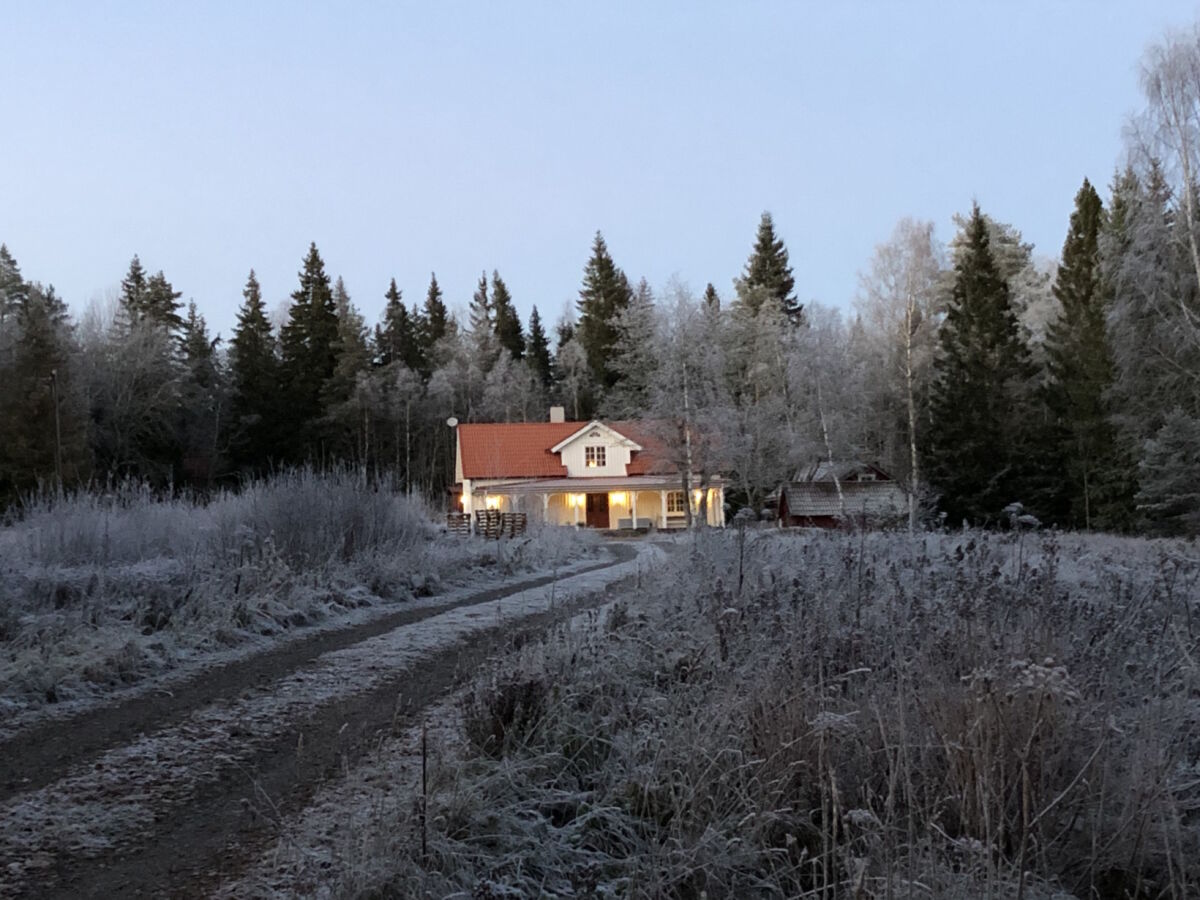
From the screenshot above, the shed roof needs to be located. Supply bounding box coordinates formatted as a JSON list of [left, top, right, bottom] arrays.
[[792, 460, 893, 483]]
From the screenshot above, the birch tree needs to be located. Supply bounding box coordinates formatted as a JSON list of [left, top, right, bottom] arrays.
[[855, 218, 944, 530], [724, 289, 795, 512], [646, 281, 728, 526], [1137, 23, 1200, 351]]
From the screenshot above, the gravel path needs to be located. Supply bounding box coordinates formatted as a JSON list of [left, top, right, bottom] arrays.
[[0, 542, 649, 899]]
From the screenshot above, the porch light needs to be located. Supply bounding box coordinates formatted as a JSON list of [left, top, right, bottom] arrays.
[[693, 489, 703, 504], [568, 493, 586, 508], [609, 492, 627, 506], [485, 496, 502, 510]]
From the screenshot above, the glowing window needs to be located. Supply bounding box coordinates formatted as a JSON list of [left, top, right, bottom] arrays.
[[585, 446, 606, 468]]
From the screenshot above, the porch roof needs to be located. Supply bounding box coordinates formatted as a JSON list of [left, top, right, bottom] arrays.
[[469, 474, 724, 495]]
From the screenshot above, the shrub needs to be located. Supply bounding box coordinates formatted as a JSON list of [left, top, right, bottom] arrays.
[[0, 470, 597, 723]]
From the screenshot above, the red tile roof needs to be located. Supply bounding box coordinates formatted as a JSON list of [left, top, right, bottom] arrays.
[[457, 422, 578, 478], [457, 420, 682, 479]]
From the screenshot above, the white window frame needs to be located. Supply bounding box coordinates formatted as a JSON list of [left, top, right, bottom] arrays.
[[666, 490, 687, 514]]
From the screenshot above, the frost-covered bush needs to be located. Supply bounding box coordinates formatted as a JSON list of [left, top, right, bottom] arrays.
[[353, 529, 1200, 899], [0, 471, 598, 722]]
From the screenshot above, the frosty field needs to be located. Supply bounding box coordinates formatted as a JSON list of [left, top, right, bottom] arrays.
[[0, 471, 600, 732], [1, 512, 1197, 899], [298, 528, 1200, 900]]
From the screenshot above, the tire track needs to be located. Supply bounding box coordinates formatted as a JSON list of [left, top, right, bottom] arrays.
[[0, 548, 626, 803], [0, 543, 649, 899]]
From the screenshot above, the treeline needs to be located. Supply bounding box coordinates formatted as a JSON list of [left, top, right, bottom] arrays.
[[2, 27, 1199, 534]]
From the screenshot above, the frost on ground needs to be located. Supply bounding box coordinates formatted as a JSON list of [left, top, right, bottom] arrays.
[[0, 545, 656, 898], [220, 545, 669, 900], [273, 528, 1199, 900], [0, 471, 600, 729]]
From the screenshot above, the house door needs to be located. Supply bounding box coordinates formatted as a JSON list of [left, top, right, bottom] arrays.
[[585, 492, 609, 528]]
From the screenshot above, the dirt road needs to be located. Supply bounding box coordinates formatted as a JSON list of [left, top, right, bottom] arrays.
[[0, 542, 645, 899]]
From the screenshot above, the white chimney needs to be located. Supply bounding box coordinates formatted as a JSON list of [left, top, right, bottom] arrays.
[[549, 406, 565, 423]]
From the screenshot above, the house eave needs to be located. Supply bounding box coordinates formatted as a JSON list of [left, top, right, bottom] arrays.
[[468, 474, 725, 494], [548, 420, 643, 454]]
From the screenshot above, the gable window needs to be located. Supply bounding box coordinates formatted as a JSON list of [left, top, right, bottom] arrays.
[[666, 490, 687, 514], [585, 446, 606, 468]]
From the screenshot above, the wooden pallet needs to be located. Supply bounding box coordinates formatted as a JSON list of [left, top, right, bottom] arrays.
[[447, 510, 527, 538]]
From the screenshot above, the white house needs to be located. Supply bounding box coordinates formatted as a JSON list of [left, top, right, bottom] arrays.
[[453, 407, 726, 529]]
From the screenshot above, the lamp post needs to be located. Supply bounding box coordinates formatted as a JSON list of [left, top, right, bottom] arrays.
[[447, 416, 460, 528]]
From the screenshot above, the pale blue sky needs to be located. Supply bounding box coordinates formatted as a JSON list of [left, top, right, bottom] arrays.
[[3, 2, 1197, 339]]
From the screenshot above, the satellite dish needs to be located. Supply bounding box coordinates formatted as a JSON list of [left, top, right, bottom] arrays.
[[446, 416, 459, 428]]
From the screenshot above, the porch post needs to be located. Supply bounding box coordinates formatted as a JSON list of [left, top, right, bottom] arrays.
[[660, 490, 667, 528], [573, 495, 580, 526], [631, 492, 638, 528], [541, 493, 549, 525]]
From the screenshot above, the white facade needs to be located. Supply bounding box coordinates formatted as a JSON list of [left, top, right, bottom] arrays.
[[552, 424, 641, 478]]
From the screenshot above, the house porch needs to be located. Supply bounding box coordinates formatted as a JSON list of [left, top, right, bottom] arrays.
[[455, 479, 725, 530]]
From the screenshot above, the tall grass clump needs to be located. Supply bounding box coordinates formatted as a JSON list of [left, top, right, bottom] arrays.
[[350, 528, 1200, 899], [0, 470, 596, 722]]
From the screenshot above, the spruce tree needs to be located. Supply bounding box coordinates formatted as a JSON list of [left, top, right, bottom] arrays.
[[1105, 162, 1200, 534], [1136, 409, 1200, 534], [926, 204, 1038, 526], [119, 255, 147, 315], [0, 245, 25, 389], [0, 281, 88, 500], [419, 272, 449, 368], [101, 256, 184, 480], [525, 305, 553, 388], [576, 231, 633, 391], [376, 278, 422, 371], [279, 242, 339, 460], [741, 212, 801, 321], [556, 318, 574, 349], [118, 256, 183, 332], [144, 271, 184, 332], [1044, 179, 1133, 530], [468, 271, 493, 335], [702, 282, 721, 313], [323, 277, 373, 462], [180, 301, 218, 396], [491, 271, 525, 360], [604, 277, 659, 417], [327, 277, 372, 395], [178, 301, 222, 482], [0, 244, 27, 322], [229, 269, 280, 471]]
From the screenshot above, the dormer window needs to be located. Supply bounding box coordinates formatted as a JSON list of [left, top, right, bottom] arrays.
[[585, 446, 606, 468]]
